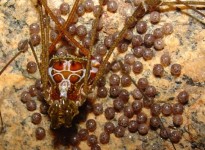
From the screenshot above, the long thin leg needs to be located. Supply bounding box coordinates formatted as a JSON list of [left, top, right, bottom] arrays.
[[37, 0, 55, 101], [0, 111, 3, 134], [28, 41, 41, 70], [162, 0, 205, 24], [89, 3, 145, 92], [44, 0, 50, 98], [83, 0, 103, 95], [176, 0, 205, 25], [178, 1, 205, 18], [175, 5, 205, 25], [48, 0, 81, 55], [38, 1, 49, 99], [147, 0, 205, 25], [0, 51, 23, 75], [0, 39, 29, 75], [39, 0, 89, 56], [38, 1, 45, 78], [162, 1, 205, 6]]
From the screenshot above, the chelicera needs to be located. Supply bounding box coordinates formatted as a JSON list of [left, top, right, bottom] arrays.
[[0, 0, 205, 149]]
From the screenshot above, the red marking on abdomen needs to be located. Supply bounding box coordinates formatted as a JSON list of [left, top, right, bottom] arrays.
[[70, 62, 83, 71], [53, 61, 64, 70]]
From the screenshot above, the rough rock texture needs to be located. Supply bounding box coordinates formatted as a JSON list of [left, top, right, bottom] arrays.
[[0, 0, 205, 150]]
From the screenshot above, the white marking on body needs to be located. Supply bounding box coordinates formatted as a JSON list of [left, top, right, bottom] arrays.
[[48, 60, 86, 98]]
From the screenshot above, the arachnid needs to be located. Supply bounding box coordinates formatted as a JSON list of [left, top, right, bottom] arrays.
[[0, 0, 205, 149]]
